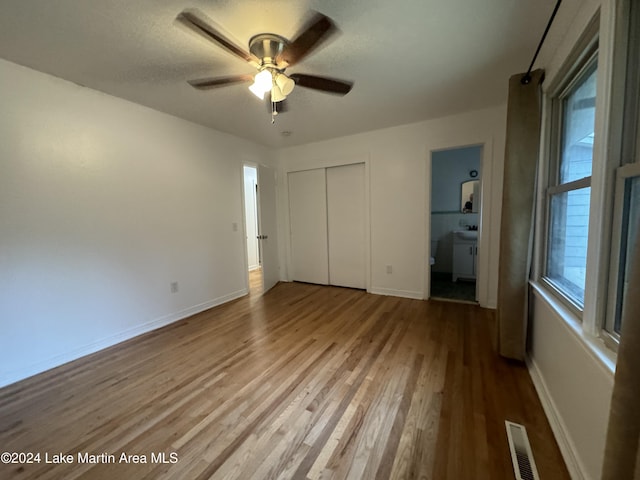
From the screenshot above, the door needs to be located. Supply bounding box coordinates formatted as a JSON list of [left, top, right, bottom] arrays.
[[288, 169, 329, 284], [327, 163, 366, 289], [257, 164, 279, 292]]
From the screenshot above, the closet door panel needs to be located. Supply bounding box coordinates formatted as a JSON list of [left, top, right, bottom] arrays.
[[327, 163, 366, 289], [288, 169, 329, 285]]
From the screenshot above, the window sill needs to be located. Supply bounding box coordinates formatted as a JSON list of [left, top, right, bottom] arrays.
[[530, 280, 616, 376]]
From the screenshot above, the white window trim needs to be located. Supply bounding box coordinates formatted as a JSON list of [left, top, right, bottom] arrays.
[[581, 4, 618, 339], [604, 162, 640, 344], [598, 0, 640, 348], [546, 176, 591, 195]]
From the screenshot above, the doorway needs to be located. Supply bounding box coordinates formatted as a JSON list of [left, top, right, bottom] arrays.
[[243, 163, 279, 295], [429, 145, 482, 303], [243, 165, 263, 295]]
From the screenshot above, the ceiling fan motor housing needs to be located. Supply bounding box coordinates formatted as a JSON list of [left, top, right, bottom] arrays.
[[249, 34, 289, 68]]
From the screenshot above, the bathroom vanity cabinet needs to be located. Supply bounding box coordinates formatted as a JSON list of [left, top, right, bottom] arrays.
[[452, 231, 477, 281]]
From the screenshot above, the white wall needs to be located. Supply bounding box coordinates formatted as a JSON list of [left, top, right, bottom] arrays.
[[527, 0, 617, 479], [0, 59, 274, 387], [529, 287, 614, 480], [276, 106, 506, 307]]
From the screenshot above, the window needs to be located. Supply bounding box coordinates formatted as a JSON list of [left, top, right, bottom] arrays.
[[539, 2, 639, 352], [602, 0, 640, 343], [544, 53, 598, 311], [606, 168, 640, 337]]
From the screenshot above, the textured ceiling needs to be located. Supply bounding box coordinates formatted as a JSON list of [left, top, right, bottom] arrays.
[[0, 0, 561, 147]]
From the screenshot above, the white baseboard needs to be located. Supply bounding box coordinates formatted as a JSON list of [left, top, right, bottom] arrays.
[[369, 287, 423, 300], [526, 355, 588, 480], [0, 288, 247, 389]]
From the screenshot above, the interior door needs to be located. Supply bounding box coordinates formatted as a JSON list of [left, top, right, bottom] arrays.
[[327, 163, 366, 289], [257, 164, 279, 292], [288, 169, 329, 284]]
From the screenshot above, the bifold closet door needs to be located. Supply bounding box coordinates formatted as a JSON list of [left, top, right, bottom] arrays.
[[327, 163, 366, 289], [288, 169, 329, 284]]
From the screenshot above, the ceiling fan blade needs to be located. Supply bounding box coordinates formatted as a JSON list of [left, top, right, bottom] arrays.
[[177, 9, 258, 65], [289, 74, 353, 95], [278, 12, 337, 66], [188, 74, 254, 89]]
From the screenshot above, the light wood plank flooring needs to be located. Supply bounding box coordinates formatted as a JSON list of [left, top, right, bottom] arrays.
[[249, 268, 263, 297], [0, 282, 569, 479]]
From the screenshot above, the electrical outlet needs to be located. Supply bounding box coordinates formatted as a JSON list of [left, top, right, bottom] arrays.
[[232, 222, 238, 232], [170, 281, 179, 293], [386, 265, 393, 274]]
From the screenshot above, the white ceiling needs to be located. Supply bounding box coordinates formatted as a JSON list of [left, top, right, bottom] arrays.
[[0, 0, 561, 147]]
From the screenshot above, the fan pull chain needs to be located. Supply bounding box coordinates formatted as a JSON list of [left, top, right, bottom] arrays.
[[271, 101, 277, 124]]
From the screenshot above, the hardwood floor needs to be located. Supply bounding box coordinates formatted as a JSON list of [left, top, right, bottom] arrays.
[[0, 282, 569, 480], [249, 268, 264, 296]]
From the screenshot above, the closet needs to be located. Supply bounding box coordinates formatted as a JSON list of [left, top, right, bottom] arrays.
[[288, 163, 366, 289]]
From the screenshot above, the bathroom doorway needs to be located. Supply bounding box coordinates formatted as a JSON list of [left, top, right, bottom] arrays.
[[429, 145, 482, 303]]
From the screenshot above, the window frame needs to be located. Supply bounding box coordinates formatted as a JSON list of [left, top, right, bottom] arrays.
[[604, 163, 640, 343], [599, 0, 640, 347], [541, 44, 599, 317], [534, 1, 639, 361]]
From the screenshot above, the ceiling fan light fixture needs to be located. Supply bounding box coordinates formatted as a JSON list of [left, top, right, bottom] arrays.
[[275, 73, 295, 96], [271, 84, 287, 102], [249, 69, 273, 99], [249, 82, 267, 99]]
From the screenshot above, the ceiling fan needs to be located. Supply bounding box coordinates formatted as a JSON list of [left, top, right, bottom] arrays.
[[176, 9, 353, 120]]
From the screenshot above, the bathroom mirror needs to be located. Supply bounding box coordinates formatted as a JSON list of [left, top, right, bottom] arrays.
[[461, 180, 480, 213]]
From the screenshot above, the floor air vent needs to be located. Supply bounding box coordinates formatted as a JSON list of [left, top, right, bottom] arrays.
[[505, 420, 539, 480]]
